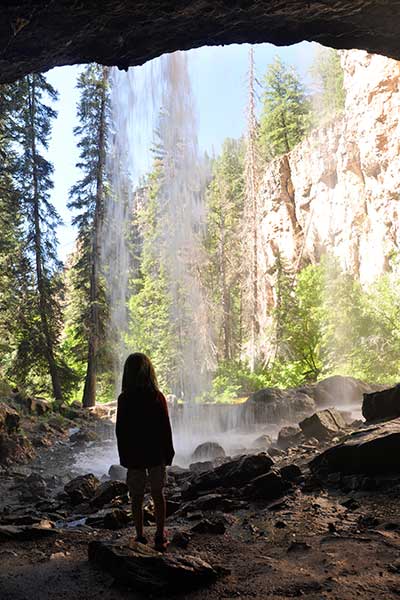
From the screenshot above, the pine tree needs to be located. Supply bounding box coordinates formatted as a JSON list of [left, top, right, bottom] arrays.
[[0, 82, 33, 383], [68, 64, 110, 407], [244, 48, 261, 371], [310, 48, 345, 124], [127, 163, 177, 393], [259, 56, 311, 159], [12, 74, 63, 401], [203, 138, 244, 362]]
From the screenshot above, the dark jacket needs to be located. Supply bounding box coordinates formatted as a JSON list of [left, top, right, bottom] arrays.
[[116, 386, 175, 469]]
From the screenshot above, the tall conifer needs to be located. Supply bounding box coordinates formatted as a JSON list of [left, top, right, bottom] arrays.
[[68, 64, 110, 407]]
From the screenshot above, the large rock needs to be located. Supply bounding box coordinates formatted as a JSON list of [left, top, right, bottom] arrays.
[[91, 480, 129, 508], [0, 402, 20, 434], [64, 474, 100, 505], [14, 394, 50, 416], [311, 376, 381, 408], [88, 540, 221, 593], [277, 425, 303, 450], [362, 384, 400, 422], [245, 470, 289, 501], [2, 2, 400, 85], [0, 433, 35, 466], [243, 388, 315, 425], [108, 464, 128, 481], [191, 442, 225, 461], [184, 453, 274, 498], [299, 409, 347, 441], [0, 521, 56, 542], [310, 418, 400, 475]]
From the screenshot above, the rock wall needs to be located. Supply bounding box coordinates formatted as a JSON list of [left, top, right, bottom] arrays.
[[258, 50, 400, 309]]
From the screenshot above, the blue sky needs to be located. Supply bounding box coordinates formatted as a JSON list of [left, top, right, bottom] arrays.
[[46, 41, 319, 261]]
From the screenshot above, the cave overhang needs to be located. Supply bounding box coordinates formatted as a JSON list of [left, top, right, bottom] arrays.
[[1, 1, 400, 83]]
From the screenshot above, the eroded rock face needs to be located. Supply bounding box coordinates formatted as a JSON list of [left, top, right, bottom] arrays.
[[1, 3, 400, 83], [257, 50, 400, 317], [310, 418, 400, 475], [363, 384, 400, 422]]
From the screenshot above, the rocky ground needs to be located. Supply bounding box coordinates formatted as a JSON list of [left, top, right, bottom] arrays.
[[1, 384, 400, 599]]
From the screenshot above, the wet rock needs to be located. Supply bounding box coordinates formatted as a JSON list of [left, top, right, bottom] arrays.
[[0, 402, 20, 434], [192, 442, 225, 461], [86, 508, 130, 530], [64, 474, 100, 505], [166, 499, 181, 517], [88, 540, 221, 593], [18, 473, 47, 500], [251, 434, 273, 449], [185, 453, 274, 498], [245, 470, 289, 501], [69, 429, 98, 444], [189, 461, 214, 474], [91, 480, 129, 508], [268, 447, 286, 458], [277, 425, 303, 450], [299, 408, 347, 441], [310, 418, 400, 476], [191, 518, 226, 535], [179, 493, 243, 515], [0, 521, 56, 542], [280, 464, 302, 482], [243, 388, 315, 425], [108, 464, 127, 481], [362, 384, 400, 423], [0, 433, 35, 466], [311, 375, 380, 408]]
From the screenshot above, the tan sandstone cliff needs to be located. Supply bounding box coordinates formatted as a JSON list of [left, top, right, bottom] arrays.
[[258, 49, 400, 312]]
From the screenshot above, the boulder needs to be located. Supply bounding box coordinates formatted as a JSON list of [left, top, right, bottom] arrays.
[[0, 402, 20, 434], [191, 518, 226, 534], [277, 425, 303, 450], [88, 540, 221, 594], [243, 388, 315, 425], [245, 470, 289, 501], [64, 474, 100, 505], [310, 418, 400, 475], [18, 473, 47, 499], [189, 461, 214, 474], [108, 464, 128, 481], [70, 429, 98, 444], [0, 433, 35, 466], [184, 453, 274, 498], [299, 409, 347, 441], [191, 442, 225, 461], [362, 384, 400, 422], [251, 434, 273, 449], [280, 464, 302, 482], [86, 508, 130, 530], [312, 375, 381, 407], [91, 480, 129, 508]]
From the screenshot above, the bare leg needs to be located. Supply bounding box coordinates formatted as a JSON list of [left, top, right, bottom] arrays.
[[152, 491, 166, 537], [132, 494, 144, 538]]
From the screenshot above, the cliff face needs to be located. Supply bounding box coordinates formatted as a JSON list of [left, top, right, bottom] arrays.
[[258, 50, 400, 307]]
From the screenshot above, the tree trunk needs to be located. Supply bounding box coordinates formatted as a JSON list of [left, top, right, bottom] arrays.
[[82, 67, 108, 408], [28, 76, 63, 403]]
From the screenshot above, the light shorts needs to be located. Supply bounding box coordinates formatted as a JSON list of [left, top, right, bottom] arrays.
[[126, 465, 167, 496]]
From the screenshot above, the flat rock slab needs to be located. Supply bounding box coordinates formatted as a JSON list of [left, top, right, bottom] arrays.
[[0, 521, 57, 542], [88, 540, 222, 594], [310, 418, 400, 475]]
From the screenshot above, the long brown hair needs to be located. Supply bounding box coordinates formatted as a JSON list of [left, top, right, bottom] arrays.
[[122, 353, 159, 394]]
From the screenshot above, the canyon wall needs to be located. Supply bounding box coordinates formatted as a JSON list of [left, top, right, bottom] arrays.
[[258, 49, 400, 314]]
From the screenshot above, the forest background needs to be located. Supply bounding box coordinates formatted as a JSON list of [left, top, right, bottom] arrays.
[[1, 43, 399, 408]]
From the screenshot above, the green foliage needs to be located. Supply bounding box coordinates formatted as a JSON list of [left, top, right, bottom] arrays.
[[259, 56, 311, 159], [310, 48, 345, 125], [126, 164, 177, 394], [202, 138, 245, 362]]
